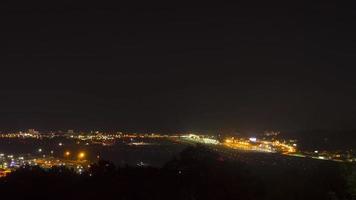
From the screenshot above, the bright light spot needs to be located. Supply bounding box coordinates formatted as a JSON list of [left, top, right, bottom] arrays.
[[38, 148, 42, 153], [78, 152, 85, 159], [225, 139, 232, 143], [249, 137, 257, 142]]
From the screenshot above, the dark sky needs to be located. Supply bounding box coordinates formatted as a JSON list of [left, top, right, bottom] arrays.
[[1, 1, 356, 133]]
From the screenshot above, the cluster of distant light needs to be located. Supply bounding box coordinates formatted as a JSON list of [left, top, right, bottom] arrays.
[[1, 130, 355, 164], [0, 150, 89, 178], [181, 134, 220, 145], [0, 132, 41, 139], [0, 153, 24, 168], [0, 153, 32, 177], [178, 134, 356, 163], [0, 131, 181, 147], [224, 137, 296, 153], [67, 132, 180, 146], [72, 133, 175, 140], [180, 134, 296, 154]]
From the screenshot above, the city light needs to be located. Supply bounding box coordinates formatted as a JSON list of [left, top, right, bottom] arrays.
[[78, 152, 85, 159], [0, 130, 354, 180], [249, 137, 257, 142], [65, 151, 71, 157]]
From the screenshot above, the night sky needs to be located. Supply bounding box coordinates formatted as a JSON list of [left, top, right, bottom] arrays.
[[1, 1, 356, 133]]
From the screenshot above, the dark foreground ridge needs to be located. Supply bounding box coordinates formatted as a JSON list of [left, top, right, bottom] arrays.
[[1, 145, 355, 200]]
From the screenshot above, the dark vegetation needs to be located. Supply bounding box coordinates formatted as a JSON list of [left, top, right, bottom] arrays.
[[0, 145, 355, 200]]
